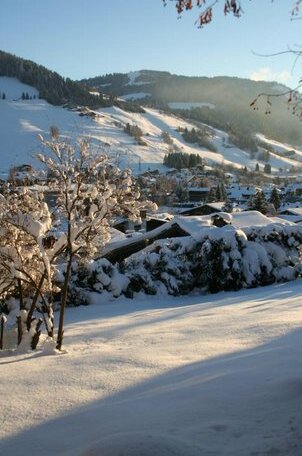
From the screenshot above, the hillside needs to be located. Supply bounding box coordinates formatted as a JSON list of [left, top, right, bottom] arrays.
[[0, 50, 108, 108], [0, 52, 301, 176], [80, 70, 302, 146], [0, 76, 302, 176]]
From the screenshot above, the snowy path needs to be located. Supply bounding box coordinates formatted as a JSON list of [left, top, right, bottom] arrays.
[[1, 281, 302, 455]]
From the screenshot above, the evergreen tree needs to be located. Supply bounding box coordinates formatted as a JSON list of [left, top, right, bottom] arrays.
[[161, 131, 173, 145], [215, 185, 222, 201], [0, 50, 109, 108], [219, 183, 227, 200], [163, 152, 202, 169], [207, 187, 217, 203], [248, 190, 268, 214], [264, 163, 271, 174], [269, 187, 281, 211], [255, 163, 260, 172]]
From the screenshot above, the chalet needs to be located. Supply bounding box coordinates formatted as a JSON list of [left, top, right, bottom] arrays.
[[188, 187, 210, 202], [180, 202, 226, 216], [279, 207, 302, 217], [102, 211, 288, 264], [165, 168, 178, 176], [278, 207, 302, 223], [114, 217, 168, 234], [228, 185, 259, 204], [141, 169, 160, 177], [9, 164, 35, 185], [102, 221, 189, 263], [285, 183, 302, 196]]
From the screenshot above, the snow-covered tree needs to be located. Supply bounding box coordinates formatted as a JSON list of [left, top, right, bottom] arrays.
[[270, 187, 281, 211], [0, 188, 55, 349], [0, 135, 156, 352], [37, 135, 156, 350]]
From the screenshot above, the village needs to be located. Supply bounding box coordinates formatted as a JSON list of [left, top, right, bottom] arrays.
[[6, 156, 302, 266]]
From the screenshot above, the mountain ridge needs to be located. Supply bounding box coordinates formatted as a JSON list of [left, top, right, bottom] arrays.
[[79, 69, 301, 146], [0, 50, 109, 108]]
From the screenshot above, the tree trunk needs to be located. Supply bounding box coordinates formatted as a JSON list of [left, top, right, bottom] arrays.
[[0, 317, 4, 350], [31, 318, 43, 350], [56, 255, 73, 350], [18, 278, 25, 309], [17, 279, 24, 344], [26, 273, 45, 331], [17, 316, 23, 345]]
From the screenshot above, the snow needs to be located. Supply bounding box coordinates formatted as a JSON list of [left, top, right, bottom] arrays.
[[0, 77, 301, 175], [257, 133, 302, 160], [2, 280, 302, 455], [127, 71, 151, 86], [102, 211, 292, 257], [178, 211, 290, 236], [281, 207, 302, 216], [0, 76, 38, 100]]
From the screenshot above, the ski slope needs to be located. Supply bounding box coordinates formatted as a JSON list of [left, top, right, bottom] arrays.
[[0, 76, 301, 175], [1, 280, 302, 455]]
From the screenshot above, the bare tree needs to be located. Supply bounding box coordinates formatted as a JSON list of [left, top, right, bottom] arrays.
[[163, 1, 301, 27]]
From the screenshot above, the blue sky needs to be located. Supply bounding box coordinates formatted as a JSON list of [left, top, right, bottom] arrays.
[[0, 0, 301, 87]]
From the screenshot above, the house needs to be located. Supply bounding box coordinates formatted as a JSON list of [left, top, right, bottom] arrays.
[[188, 187, 210, 202], [227, 185, 259, 204], [279, 207, 302, 217], [180, 202, 226, 216], [278, 207, 302, 223], [9, 164, 35, 185], [114, 217, 168, 234], [285, 183, 302, 196], [101, 211, 289, 264], [102, 221, 189, 263]]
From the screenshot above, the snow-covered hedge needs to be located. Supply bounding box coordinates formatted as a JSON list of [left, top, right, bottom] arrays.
[[70, 223, 302, 300]]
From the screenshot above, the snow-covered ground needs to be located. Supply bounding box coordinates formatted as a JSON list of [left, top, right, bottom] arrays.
[[0, 76, 302, 176], [0, 76, 39, 100], [2, 280, 302, 455]]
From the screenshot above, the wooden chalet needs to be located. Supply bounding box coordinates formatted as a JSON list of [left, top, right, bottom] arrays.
[[102, 221, 189, 263], [180, 202, 225, 216]]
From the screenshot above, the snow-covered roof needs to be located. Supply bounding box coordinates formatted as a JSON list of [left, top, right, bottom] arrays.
[[205, 202, 226, 211], [109, 228, 126, 243], [102, 211, 292, 260], [280, 207, 302, 216], [270, 216, 298, 225], [228, 185, 259, 199], [285, 183, 302, 193], [175, 211, 289, 239]]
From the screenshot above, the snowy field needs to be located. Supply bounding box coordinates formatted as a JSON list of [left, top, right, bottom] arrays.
[[1, 280, 302, 455], [0, 77, 301, 176]]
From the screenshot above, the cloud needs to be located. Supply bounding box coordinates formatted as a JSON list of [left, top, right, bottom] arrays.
[[250, 67, 291, 83]]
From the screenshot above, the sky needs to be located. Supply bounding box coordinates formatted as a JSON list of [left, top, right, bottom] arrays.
[[0, 0, 301, 87]]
